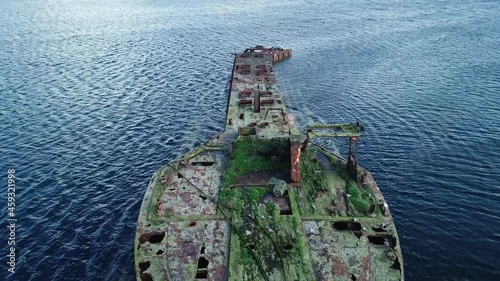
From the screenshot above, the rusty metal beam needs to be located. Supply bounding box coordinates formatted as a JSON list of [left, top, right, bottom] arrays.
[[253, 90, 261, 112], [290, 135, 301, 183]]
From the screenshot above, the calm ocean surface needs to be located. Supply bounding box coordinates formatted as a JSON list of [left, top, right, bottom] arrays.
[[1, 0, 499, 280]]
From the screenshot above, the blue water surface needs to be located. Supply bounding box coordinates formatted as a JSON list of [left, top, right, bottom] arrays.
[[1, 0, 499, 280]]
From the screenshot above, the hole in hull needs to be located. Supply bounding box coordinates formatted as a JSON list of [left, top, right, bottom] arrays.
[[140, 273, 153, 281], [367, 235, 397, 249], [368, 204, 376, 213], [280, 209, 293, 215], [139, 231, 165, 244], [195, 257, 209, 279], [191, 162, 215, 166], [197, 256, 209, 268], [391, 258, 401, 270], [139, 261, 150, 273], [333, 221, 362, 231], [372, 226, 386, 232], [195, 270, 208, 279]]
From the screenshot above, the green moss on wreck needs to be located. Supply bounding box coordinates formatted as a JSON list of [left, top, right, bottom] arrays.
[[240, 247, 254, 265], [230, 142, 273, 177], [148, 167, 170, 220], [347, 181, 372, 214], [229, 137, 290, 178], [243, 187, 267, 206], [300, 149, 327, 192], [294, 149, 330, 215], [223, 175, 317, 281], [330, 155, 350, 181], [218, 137, 290, 210]]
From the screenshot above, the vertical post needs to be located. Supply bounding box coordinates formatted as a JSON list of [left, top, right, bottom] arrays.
[[253, 90, 260, 113], [301, 132, 310, 152], [348, 137, 352, 157], [290, 135, 301, 183], [346, 137, 358, 180]]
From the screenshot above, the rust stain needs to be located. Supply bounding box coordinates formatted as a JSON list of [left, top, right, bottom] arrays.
[[359, 252, 372, 281], [331, 256, 348, 276]]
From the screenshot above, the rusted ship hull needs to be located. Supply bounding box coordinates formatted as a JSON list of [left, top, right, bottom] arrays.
[[135, 46, 403, 281]]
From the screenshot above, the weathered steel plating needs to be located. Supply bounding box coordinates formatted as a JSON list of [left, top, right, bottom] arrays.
[[135, 46, 403, 281]]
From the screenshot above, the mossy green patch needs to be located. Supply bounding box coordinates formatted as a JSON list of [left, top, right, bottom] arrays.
[[346, 181, 361, 198], [300, 149, 327, 192], [240, 248, 254, 265], [242, 187, 267, 206], [296, 149, 329, 215], [219, 137, 290, 210], [349, 197, 370, 213], [227, 137, 290, 183], [148, 169, 169, 220], [346, 181, 373, 214]]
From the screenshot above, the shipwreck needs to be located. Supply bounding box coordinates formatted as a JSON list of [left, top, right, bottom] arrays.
[[135, 46, 403, 281]]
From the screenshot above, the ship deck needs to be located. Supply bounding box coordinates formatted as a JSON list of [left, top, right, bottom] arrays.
[[135, 46, 403, 281]]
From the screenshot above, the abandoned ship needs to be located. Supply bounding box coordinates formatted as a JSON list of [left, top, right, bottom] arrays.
[[135, 46, 404, 281]]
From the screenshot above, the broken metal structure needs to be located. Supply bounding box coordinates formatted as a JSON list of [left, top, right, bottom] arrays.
[[135, 46, 404, 281], [303, 122, 365, 180]]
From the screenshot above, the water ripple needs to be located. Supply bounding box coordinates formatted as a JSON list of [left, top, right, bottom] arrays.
[[1, 0, 500, 280]]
